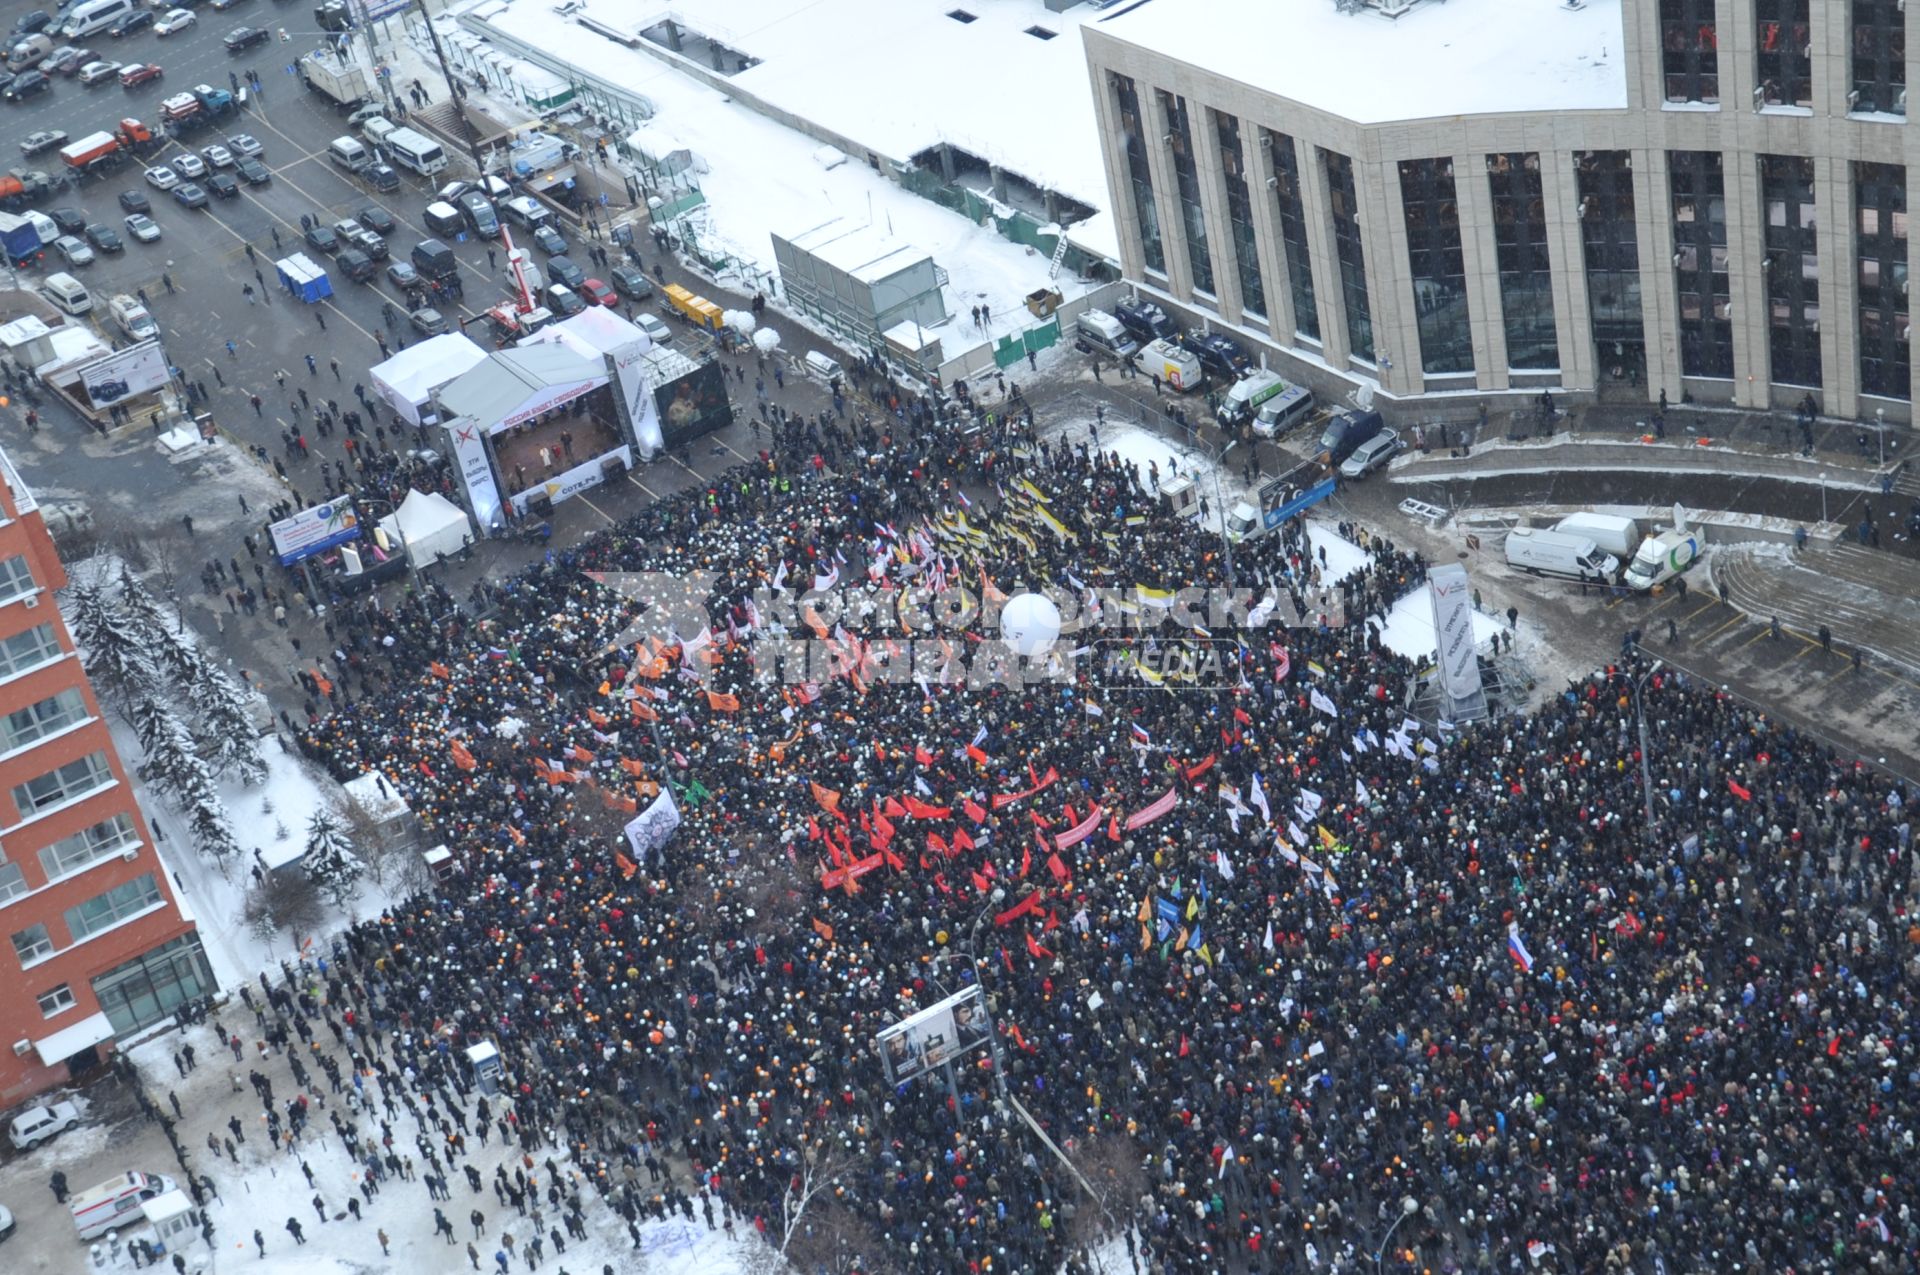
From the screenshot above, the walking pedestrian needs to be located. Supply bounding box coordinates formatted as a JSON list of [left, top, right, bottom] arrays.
[[306, 354, 318, 375], [285, 1218, 305, 1246], [254, 1228, 266, 1257]]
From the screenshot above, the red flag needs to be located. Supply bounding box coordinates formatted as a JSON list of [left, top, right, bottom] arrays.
[[810, 782, 843, 814], [1727, 777, 1752, 801], [914, 744, 935, 766], [1184, 754, 1217, 783], [995, 890, 1044, 925], [966, 744, 989, 766], [1043, 909, 1061, 932], [927, 832, 949, 857], [1046, 853, 1070, 883], [880, 846, 906, 872], [1233, 706, 1252, 726], [806, 815, 822, 842], [970, 869, 991, 893], [1019, 844, 1031, 878], [449, 740, 477, 771], [884, 796, 907, 819], [1179, 1034, 1191, 1058], [812, 917, 835, 943], [1107, 814, 1122, 841], [903, 796, 952, 820], [828, 840, 848, 869], [1026, 933, 1053, 961], [872, 811, 897, 845], [951, 827, 976, 853], [963, 797, 988, 824]]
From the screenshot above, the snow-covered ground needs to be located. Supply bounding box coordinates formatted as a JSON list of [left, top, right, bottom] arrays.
[[457, 0, 1099, 345]]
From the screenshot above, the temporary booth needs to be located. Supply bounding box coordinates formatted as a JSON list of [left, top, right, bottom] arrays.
[[375, 488, 474, 566], [370, 332, 489, 426], [276, 253, 332, 304]]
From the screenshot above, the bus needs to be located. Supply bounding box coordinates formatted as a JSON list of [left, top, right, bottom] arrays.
[[383, 127, 447, 177]]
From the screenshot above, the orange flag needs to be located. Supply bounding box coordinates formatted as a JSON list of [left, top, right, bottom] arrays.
[[812, 917, 835, 943], [619, 757, 647, 778], [449, 740, 477, 772], [428, 661, 452, 679], [570, 745, 596, 764], [810, 781, 843, 814], [631, 701, 659, 723], [706, 689, 741, 713], [587, 708, 610, 727], [615, 851, 638, 879]]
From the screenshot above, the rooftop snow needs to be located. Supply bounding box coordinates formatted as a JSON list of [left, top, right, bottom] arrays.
[[1097, 0, 1628, 124], [486, 0, 1111, 204]]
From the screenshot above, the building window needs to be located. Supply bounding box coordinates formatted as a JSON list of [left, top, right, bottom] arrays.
[[1486, 153, 1560, 370], [1852, 0, 1907, 115], [1575, 151, 1646, 362], [91, 932, 214, 1036], [1755, 0, 1813, 107], [0, 687, 88, 755], [0, 623, 62, 681], [0, 859, 24, 904], [1263, 129, 1319, 341], [11, 921, 52, 965], [1661, 0, 1719, 103], [0, 555, 35, 605], [36, 983, 74, 1016], [38, 814, 140, 882], [1669, 150, 1734, 379], [1761, 154, 1822, 388], [13, 751, 114, 819], [1212, 111, 1265, 319], [64, 872, 162, 942], [1399, 158, 1473, 375], [1109, 73, 1165, 275], [1855, 161, 1910, 399], [1157, 90, 1214, 296], [1321, 148, 1374, 362]]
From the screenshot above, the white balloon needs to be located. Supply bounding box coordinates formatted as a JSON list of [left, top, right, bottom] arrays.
[[1000, 592, 1061, 657], [752, 327, 782, 353]]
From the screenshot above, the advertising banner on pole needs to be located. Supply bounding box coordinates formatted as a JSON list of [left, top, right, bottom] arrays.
[[268, 500, 361, 565], [79, 341, 170, 408], [1427, 563, 1484, 704], [874, 985, 991, 1085]]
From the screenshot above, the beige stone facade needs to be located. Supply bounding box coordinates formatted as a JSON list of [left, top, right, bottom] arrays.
[[1083, 0, 1920, 420]]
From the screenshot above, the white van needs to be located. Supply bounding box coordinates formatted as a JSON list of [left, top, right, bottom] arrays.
[[1220, 369, 1285, 426], [328, 135, 370, 173], [1073, 308, 1137, 361], [1253, 383, 1316, 438], [1504, 527, 1618, 583], [24, 210, 59, 247], [1133, 338, 1203, 392], [1551, 512, 1642, 561], [501, 194, 552, 232], [63, 0, 134, 38], [108, 294, 157, 340], [360, 117, 397, 147], [41, 271, 92, 316], [70, 1171, 177, 1241]]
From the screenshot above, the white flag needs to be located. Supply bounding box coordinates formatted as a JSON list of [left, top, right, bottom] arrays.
[[1263, 921, 1275, 952], [1309, 687, 1338, 717], [1355, 777, 1370, 805], [1249, 773, 1271, 823], [1287, 821, 1307, 847], [1217, 1144, 1235, 1180], [1215, 847, 1234, 880]]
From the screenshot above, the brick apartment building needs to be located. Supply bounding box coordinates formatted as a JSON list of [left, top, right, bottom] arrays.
[[0, 446, 212, 1107]]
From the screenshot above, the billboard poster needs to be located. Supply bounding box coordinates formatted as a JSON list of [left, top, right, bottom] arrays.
[[445, 417, 505, 531], [269, 500, 361, 566], [654, 360, 733, 449], [874, 985, 991, 1085], [1427, 563, 1484, 704], [80, 341, 170, 409]]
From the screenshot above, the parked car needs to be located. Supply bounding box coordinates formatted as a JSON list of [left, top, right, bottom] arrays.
[[76, 59, 119, 85], [84, 221, 122, 252], [3, 71, 51, 100], [384, 260, 418, 289], [608, 265, 653, 301], [200, 142, 232, 168], [109, 9, 154, 36], [408, 305, 446, 335], [222, 25, 267, 52], [233, 154, 267, 185], [356, 205, 393, 235], [123, 211, 159, 242], [154, 8, 194, 35], [0, 1200, 13, 1241], [169, 151, 204, 179], [48, 205, 85, 234], [18, 128, 65, 154], [636, 313, 670, 344], [224, 131, 260, 157], [11, 11, 51, 36], [116, 188, 149, 213], [579, 277, 617, 308], [53, 234, 94, 265], [8, 1100, 81, 1149], [143, 163, 178, 190], [204, 169, 236, 199], [303, 222, 337, 254], [545, 254, 583, 289], [118, 61, 161, 88], [531, 224, 565, 255], [171, 181, 206, 208], [1338, 428, 1401, 479]]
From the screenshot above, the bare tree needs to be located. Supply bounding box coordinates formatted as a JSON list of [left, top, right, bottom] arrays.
[[1065, 1132, 1148, 1273], [332, 789, 428, 896], [785, 1198, 883, 1274], [772, 1132, 858, 1261], [243, 870, 326, 944]]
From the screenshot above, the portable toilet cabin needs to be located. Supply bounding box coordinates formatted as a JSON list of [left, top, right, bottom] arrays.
[[276, 253, 333, 304]]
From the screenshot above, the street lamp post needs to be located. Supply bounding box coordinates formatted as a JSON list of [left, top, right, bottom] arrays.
[[1372, 1196, 1420, 1274], [966, 889, 1012, 1104], [1819, 471, 1828, 524], [1633, 657, 1665, 838]]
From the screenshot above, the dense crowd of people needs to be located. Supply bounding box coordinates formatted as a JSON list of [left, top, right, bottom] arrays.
[[289, 401, 1919, 1275]]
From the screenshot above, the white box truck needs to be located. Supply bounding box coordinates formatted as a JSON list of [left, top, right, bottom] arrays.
[[299, 48, 372, 110], [1552, 512, 1643, 560], [1504, 528, 1619, 583]]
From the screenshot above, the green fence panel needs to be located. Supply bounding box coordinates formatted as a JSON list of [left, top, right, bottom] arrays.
[[992, 335, 1025, 369], [1024, 318, 1061, 353]]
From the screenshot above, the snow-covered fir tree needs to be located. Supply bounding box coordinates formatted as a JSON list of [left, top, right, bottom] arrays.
[[129, 692, 200, 793], [187, 790, 239, 863], [192, 661, 268, 785], [66, 580, 153, 705], [117, 563, 199, 686], [302, 808, 363, 909]]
